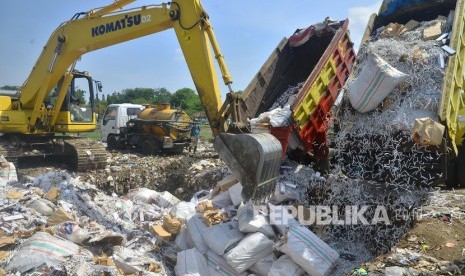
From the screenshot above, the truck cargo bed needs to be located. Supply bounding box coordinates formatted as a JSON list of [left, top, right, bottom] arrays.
[[242, 19, 355, 159]]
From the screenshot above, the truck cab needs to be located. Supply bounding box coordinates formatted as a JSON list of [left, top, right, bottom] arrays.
[[101, 103, 144, 142]]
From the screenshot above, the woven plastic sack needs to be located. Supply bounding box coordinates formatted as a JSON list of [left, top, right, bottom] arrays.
[[248, 253, 275, 275], [268, 254, 305, 276], [278, 226, 339, 276], [224, 232, 275, 274], [175, 248, 209, 276], [348, 53, 408, 113], [6, 232, 92, 273], [202, 220, 244, 255], [237, 201, 275, 238], [154, 191, 180, 209], [174, 224, 194, 252], [185, 214, 209, 254], [206, 250, 248, 276]]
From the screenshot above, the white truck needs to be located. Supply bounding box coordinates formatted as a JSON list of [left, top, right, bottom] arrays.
[[101, 103, 144, 144]]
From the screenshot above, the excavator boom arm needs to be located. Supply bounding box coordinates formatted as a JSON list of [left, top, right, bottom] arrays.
[[20, 0, 231, 135]]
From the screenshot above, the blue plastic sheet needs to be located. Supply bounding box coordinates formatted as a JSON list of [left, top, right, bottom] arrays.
[[380, 0, 433, 17]]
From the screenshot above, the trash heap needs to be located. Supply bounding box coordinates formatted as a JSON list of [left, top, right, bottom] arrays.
[[0, 157, 346, 276], [335, 14, 454, 185], [78, 142, 228, 200]]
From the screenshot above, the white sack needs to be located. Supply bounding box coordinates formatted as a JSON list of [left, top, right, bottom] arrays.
[[248, 253, 275, 275], [186, 214, 209, 254], [203, 220, 244, 255], [224, 232, 275, 274], [237, 201, 275, 238], [228, 183, 244, 207], [6, 232, 92, 273], [278, 226, 339, 276], [206, 250, 248, 276], [348, 53, 408, 113], [175, 248, 210, 276], [175, 224, 194, 252], [268, 254, 305, 276], [211, 190, 233, 208]]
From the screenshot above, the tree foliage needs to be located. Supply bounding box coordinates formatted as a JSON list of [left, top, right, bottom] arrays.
[[0, 85, 20, 91], [170, 88, 203, 115]]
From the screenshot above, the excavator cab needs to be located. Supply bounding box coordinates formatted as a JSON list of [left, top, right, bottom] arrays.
[[53, 71, 98, 133]]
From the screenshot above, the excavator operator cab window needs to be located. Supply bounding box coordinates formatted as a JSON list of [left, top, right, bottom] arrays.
[[68, 75, 94, 123]]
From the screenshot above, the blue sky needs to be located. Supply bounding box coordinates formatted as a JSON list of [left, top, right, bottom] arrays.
[[0, 0, 381, 99]]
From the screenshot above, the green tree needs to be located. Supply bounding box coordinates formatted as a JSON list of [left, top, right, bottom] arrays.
[[0, 85, 20, 91], [152, 87, 172, 104], [171, 87, 203, 115]]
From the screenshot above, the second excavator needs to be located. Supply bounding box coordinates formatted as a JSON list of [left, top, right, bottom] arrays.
[[0, 0, 282, 200]]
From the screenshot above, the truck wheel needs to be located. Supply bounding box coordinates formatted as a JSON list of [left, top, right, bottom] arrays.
[[141, 140, 156, 155], [107, 135, 118, 150]]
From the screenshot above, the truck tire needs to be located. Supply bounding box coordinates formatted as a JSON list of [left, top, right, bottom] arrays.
[[107, 134, 118, 150], [107, 134, 125, 150], [141, 140, 156, 155]]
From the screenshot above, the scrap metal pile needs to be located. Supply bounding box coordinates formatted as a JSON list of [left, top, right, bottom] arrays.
[[335, 15, 454, 185]]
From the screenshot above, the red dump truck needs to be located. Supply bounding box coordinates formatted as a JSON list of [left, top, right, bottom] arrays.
[[241, 19, 356, 165]]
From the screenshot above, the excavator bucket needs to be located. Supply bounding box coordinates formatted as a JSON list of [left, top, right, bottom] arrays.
[[214, 133, 282, 202]]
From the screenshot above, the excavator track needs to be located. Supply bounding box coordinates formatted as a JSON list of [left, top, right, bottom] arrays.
[[64, 138, 107, 172], [0, 143, 18, 167]]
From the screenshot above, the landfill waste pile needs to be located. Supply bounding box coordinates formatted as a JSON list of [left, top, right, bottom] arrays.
[[2, 148, 463, 275], [77, 141, 228, 200], [335, 15, 453, 185]]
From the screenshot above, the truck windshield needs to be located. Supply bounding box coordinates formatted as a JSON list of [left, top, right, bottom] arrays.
[[103, 106, 118, 125]]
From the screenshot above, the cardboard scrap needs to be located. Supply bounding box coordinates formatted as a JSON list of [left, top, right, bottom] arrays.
[[423, 22, 443, 40], [150, 224, 172, 242], [6, 189, 24, 200], [93, 254, 115, 266], [379, 23, 407, 38], [0, 251, 9, 261], [412, 117, 445, 146], [195, 200, 214, 213], [202, 209, 227, 226], [44, 187, 60, 201], [0, 236, 17, 248], [47, 207, 74, 226], [162, 215, 182, 235], [211, 176, 238, 198]]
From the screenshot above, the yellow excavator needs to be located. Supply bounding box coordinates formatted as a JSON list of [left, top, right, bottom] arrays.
[[0, 0, 282, 199]]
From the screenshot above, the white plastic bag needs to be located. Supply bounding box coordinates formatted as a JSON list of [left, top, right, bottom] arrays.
[[278, 226, 339, 276], [224, 232, 275, 274], [202, 221, 244, 255], [170, 201, 196, 220], [268, 254, 305, 276], [127, 187, 159, 204], [185, 214, 209, 254], [348, 53, 408, 113], [175, 248, 209, 276]]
